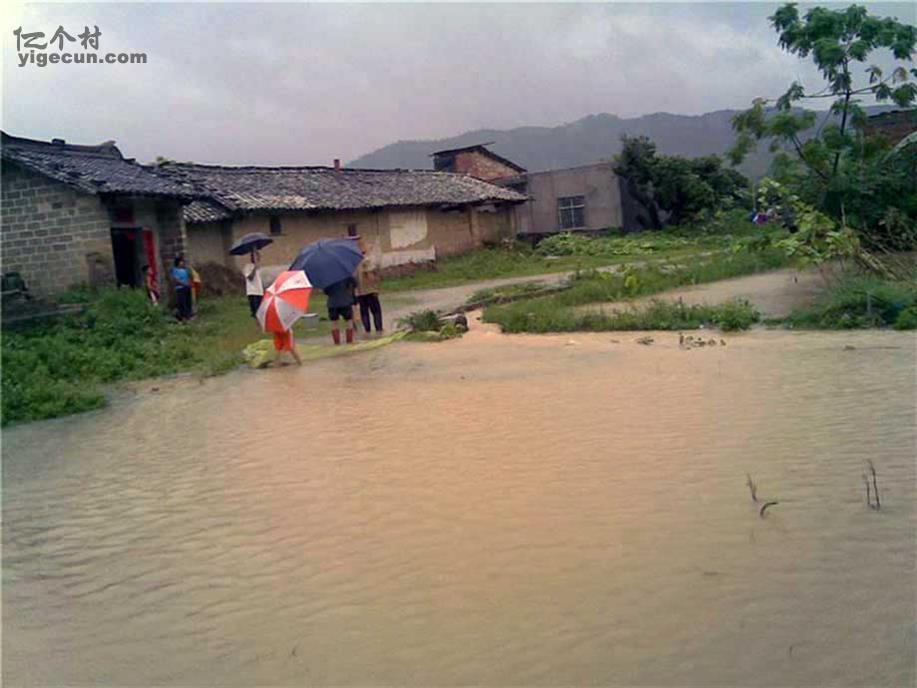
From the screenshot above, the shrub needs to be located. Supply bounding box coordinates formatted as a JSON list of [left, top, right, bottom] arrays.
[[399, 310, 441, 332], [784, 273, 917, 329], [894, 306, 917, 330]]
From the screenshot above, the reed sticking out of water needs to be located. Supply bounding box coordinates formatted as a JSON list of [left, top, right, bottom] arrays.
[[746, 474, 758, 502], [863, 473, 872, 508], [759, 501, 779, 517], [866, 460, 881, 510]]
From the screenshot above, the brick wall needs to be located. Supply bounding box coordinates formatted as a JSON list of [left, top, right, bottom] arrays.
[[425, 207, 476, 257], [453, 151, 520, 182], [155, 201, 187, 277], [1, 162, 112, 297], [864, 111, 916, 147]]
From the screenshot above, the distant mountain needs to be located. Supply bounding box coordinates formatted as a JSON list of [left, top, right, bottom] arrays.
[[349, 106, 899, 179]]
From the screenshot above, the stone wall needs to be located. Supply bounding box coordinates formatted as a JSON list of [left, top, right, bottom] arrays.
[[1, 161, 112, 296], [1, 162, 189, 297]]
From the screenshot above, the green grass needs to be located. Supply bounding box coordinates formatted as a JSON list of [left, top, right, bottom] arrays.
[[398, 310, 442, 332], [782, 272, 917, 330], [0, 288, 334, 426], [483, 248, 789, 333], [467, 281, 559, 306], [572, 299, 760, 332], [383, 231, 749, 292]]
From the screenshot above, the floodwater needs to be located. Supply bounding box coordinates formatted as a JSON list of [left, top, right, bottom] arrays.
[[3, 325, 915, 686]]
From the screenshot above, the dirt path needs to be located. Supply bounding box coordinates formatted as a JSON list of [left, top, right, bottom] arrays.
[[302, 262, 820, 343], [585, 268, 825, 319], [379, 256, 707, 326]]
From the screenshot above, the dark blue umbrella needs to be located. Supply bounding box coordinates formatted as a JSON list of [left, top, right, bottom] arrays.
[[289, 239, 363, 289], [229, 232, 273, 256]]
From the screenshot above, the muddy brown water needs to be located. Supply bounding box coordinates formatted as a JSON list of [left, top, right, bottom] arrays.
[[3, 326, 915, 686]]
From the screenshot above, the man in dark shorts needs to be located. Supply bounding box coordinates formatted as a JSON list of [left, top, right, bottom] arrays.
[[324, 275, 357, 345]]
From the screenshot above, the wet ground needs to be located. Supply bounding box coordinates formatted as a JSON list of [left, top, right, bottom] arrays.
[[587, 268, 826, 319], [3, 320, 915, 686]]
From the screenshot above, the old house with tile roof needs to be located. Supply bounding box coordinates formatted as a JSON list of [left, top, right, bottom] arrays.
[[155, 160, 526, 276], [1, 132, 195, 297]]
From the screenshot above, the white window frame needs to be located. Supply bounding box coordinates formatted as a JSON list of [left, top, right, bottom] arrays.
[[557, 196, 586, 230]]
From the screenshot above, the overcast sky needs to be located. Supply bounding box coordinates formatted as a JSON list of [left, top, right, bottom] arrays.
[[3, 2, 914, 165]]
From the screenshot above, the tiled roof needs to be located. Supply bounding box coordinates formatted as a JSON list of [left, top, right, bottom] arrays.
[[183, 199, 233, 223], [1, 132, 195, 199], [155, 163, 527, 224]]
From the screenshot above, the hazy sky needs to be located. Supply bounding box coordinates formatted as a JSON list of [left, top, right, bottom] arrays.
[[3, 2, 914, 165]]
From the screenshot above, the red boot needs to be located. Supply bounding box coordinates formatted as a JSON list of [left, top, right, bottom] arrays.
[[345, 327, 355, 344], [331, 329, 341, 345]]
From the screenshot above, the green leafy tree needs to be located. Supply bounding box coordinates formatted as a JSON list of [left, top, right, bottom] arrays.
[[731, 4, 916, 202], [614, 136, 749, 229], [614, 136, 664, 229]]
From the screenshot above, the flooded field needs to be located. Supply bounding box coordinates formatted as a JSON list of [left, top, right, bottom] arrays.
[[3, 326, 915, 686]]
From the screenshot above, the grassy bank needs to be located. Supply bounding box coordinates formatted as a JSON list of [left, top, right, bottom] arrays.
[[383, 231, 749, 292], [1, 289, 332, 426], [483, 248, 789, 333], [781, 271, 917, 330]]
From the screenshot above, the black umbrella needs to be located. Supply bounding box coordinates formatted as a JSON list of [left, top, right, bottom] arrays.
[[229, 232, 273, 256], [289, 239, 364, 289]]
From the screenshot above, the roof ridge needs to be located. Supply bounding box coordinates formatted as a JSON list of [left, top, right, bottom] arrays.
[[158, 162, 457, 174], [2, 131, 123, 159]]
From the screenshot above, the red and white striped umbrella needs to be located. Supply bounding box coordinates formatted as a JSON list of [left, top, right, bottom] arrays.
[[256, 270, 313, 333]]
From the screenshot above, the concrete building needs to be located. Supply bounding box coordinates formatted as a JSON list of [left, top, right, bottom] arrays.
[[0, 132, 194, 298], [155, 161, 526, 277], [499, 162, 634, 239], [431, 143, 636, 238]]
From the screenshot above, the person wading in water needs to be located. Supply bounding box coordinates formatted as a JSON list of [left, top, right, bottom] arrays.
[[324, 275, 357, 345]]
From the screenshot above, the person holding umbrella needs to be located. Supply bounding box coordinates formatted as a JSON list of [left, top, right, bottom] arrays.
[[243, 249, 264, 318], [229, 233, 273, 317], [289, 238, 364, 346], [256, 270, 311, 367]]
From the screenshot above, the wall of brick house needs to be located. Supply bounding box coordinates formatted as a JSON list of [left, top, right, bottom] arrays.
[[199, 209, 383, 282], [473, 208, 512, 244], [451, 151, 519, 182], [424, 207, 475, 257], [864, 112, 916, 147], [115, 197, 187, 287], [186, 204, 516, 282], [186, 220, 231, 266], [151, 202, 186, 279], [1, 162, 188, 297], [1, 162, 112, 297]]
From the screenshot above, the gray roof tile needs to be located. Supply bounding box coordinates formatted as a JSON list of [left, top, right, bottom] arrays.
[[155, 163, 527, 224], [1, 132, 194, 199]]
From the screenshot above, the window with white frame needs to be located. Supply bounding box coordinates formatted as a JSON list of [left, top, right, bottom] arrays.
[[557, 196, 585, 229]]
